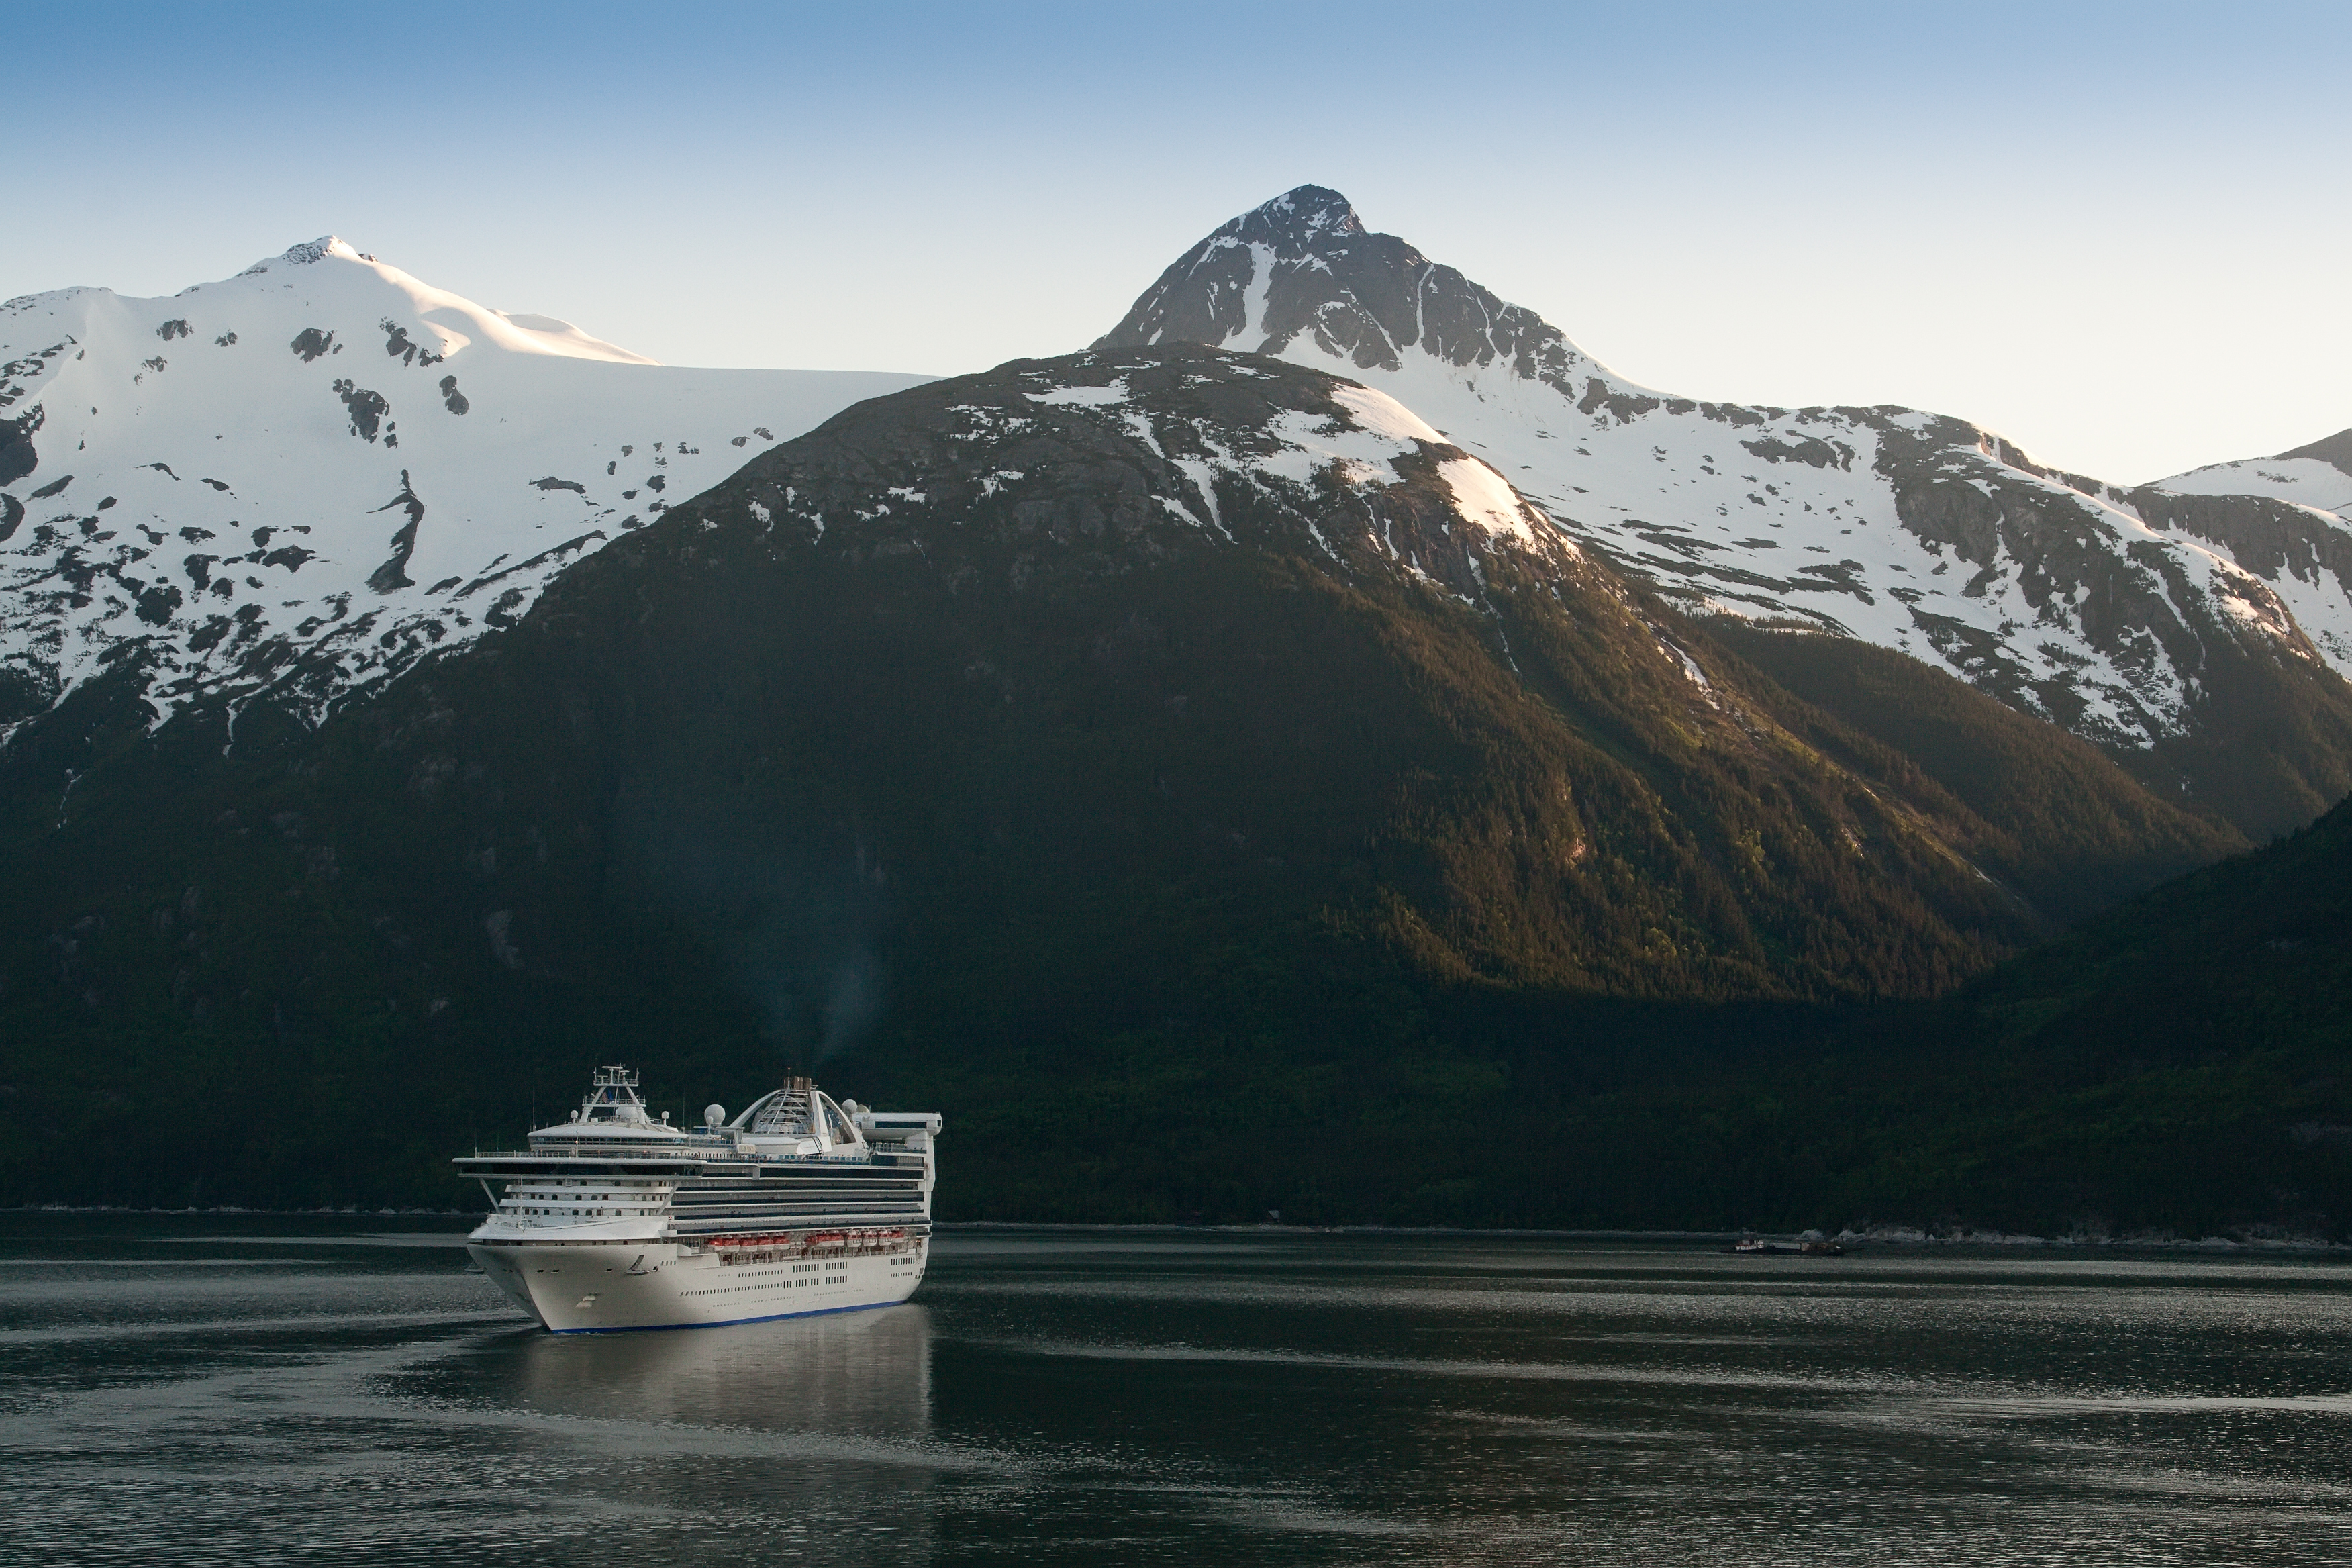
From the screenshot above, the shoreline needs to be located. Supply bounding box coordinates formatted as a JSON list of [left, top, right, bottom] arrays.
[[7, 1206, 2345, 1253]]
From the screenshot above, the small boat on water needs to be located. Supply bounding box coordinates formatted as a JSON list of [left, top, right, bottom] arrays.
[[454, 1065, 942, 1332]]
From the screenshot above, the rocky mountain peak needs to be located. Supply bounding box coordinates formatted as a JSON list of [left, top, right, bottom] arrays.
[[1094, 186, 1596, 393], [238, 236, 364, 277], [1230, 185, 1367, 251]]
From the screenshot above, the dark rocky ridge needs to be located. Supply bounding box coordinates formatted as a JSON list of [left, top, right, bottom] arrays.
[[712, 344, 1571, 606], [2278, 427, 2352, 477]]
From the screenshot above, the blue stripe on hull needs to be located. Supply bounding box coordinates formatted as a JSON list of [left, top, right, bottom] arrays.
[[544, 1296, 906, 1334]]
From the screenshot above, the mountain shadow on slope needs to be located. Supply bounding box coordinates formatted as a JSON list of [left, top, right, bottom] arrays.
[[1705, 622, 2242, 921], [863, 776, 2352, 1237], [1604, 789, 2352, 1240]]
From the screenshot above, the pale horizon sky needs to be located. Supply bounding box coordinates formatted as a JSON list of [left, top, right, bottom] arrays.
[[9, 1, 2347, 485]]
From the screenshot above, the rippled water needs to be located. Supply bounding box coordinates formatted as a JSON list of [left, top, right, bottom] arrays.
[[5, 1217, 2350, 1565]]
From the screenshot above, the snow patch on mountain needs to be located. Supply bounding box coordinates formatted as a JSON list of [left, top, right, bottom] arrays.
[[1330, 383, 1440, 444], [1026, 379, 1132, 407], [1438, 456, 1551, 550], [0, 238, 928, 730], [1007, 362, 1567, 560], [2158, 456, 2352, 516]]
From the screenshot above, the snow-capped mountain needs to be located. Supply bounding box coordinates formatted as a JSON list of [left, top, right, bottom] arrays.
[[1096, 189, 2352, 824], [2132, 429, 2352, 666], [0, 238, 928, 727]]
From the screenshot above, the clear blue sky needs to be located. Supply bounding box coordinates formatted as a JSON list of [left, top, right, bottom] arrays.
[[9, 1, 2347, 482]]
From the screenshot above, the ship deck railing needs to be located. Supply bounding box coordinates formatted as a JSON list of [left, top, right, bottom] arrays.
[[462, 1146, 905, 1162]]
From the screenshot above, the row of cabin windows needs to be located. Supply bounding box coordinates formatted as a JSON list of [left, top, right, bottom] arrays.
[[511, 1187, 658, 1218]]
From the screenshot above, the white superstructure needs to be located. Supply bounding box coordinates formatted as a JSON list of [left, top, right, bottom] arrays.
[[456, 1065, 940, 1333]]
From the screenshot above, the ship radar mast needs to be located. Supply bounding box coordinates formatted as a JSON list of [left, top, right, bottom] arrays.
[[575, 1063, 650, 1124]]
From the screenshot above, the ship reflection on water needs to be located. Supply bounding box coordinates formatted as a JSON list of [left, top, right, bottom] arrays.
[[501, 1302, 936, 1439], [405, 1300, 965, 1565]]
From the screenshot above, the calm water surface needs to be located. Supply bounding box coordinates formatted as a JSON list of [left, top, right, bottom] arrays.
[[3, 1217, 2349, 1565]]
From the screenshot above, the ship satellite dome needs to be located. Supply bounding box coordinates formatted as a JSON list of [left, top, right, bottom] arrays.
[[703, 1104, 726, 1128]]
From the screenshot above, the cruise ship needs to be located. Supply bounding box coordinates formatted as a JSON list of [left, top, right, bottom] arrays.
[[454, 1065, 940, 1332]]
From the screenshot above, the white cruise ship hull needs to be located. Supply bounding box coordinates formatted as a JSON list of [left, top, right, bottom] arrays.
[[456, 1068, 942, 1333], [470, 1236, 931, 1333]]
